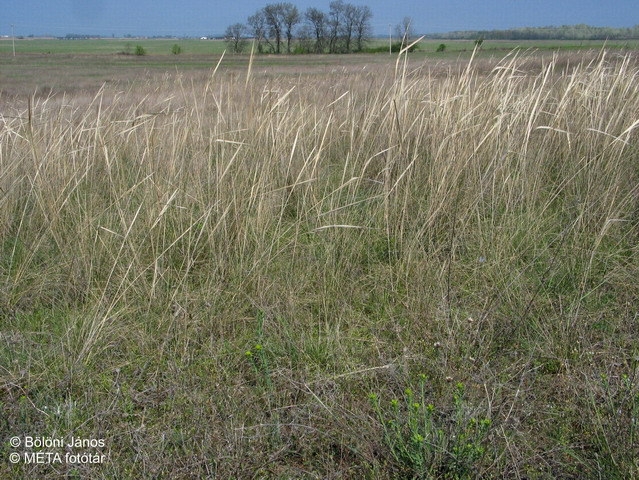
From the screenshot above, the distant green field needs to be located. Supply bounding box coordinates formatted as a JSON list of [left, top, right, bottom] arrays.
[[0, 38, 228, 55], [1, 37, 637, 56], [3, 36, 637, 98]]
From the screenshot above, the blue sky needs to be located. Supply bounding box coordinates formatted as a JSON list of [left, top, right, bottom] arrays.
[[3, 0, 638, 37]]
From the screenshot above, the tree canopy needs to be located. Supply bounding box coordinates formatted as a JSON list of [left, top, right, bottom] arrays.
[[228, 1, 373, 54]]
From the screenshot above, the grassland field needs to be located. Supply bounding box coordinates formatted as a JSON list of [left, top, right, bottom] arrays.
[[2, 37, 639, 56], [2, 38, 638, 99], [0, 41, 638, 479]]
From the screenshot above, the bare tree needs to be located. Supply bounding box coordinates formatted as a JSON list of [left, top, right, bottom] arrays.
[[281, 3, 300, 54], [342, 3, 358, 52], [224, 23, 248, 53], [305, 7, 327, 53], [248, 10, 270, 53], [263, 3, 285, 53], [328, 0, 345, 53], [354, 6, 372, 51], [395, 16, 414, 47]]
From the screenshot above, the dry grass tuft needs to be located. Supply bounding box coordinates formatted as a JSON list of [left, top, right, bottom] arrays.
[[1, 50, 638, 478]]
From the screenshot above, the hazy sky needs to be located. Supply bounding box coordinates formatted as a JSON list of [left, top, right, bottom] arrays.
[[3, 0, 638, 37]]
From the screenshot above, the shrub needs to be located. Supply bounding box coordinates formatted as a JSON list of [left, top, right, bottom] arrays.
[[436, 43, 446, 52], [134, 45, 146, 56], [369, 378, 493, 478], [171, 44, 182, 55]]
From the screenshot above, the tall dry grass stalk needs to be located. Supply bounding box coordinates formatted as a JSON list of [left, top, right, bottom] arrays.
[[1, 50, 638, 477], [1, 51, 637, 360]]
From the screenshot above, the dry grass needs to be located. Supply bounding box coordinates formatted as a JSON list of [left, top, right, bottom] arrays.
[[1, 49, 638, 478]]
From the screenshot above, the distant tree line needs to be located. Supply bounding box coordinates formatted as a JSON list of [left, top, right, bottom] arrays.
[[426, 24, 639, 41], [224, 1, 372, 54], [62, 34, 103, 39]]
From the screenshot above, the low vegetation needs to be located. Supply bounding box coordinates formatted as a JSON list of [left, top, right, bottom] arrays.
[[427, 23, 639, 41], [1, 50, 638, 478]]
